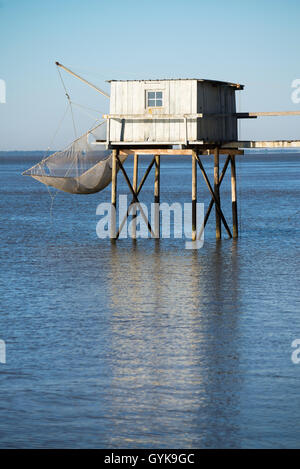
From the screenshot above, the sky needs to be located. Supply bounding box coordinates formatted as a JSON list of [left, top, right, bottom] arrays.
[[0, 0, 300, 150]]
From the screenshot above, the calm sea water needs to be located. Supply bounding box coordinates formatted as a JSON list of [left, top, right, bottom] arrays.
[[0, 151, 300, 448]]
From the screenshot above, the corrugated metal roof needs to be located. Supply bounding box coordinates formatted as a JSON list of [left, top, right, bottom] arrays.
[[106, 78, 244, 89]]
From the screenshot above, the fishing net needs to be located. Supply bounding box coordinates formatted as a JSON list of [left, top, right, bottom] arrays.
[[23, 122, 127, 194]]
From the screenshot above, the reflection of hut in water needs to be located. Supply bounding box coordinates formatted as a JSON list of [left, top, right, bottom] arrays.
[[104, 244, 243, 447]]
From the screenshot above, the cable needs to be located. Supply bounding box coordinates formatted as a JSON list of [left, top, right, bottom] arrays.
[[57, 65, 77, 139]]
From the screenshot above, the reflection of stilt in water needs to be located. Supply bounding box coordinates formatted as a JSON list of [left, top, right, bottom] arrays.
[[195, 241, 243, 447], [108, 243, 204, 318], [106, 244, 244, 447], [231, 239, 239, 294]]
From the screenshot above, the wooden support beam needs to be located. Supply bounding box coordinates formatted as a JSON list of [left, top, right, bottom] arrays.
[[222, 140, 300, 149], [244, 111, 300, 117], [192, 150, 197, 241], [132, 153, 139, 239], [103, 113, 204, 120], [231, 155, 238, 238], [106, 117, 110, 147], [111, 149, 118, 240], [154, 155, 160, 238], [214, 147, 221, 239], [235, 113, 257, 119], [119, 149, 193, 156], [205, 149, 244, 155], [104, 110, 300, 120], [118, 148, 244, 156]]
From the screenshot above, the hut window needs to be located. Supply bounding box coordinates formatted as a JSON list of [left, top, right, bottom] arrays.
[[147, 91, 163, 107]]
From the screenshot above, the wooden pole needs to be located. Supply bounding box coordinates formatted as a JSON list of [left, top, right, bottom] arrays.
[[154, 154, 160, 238], [55, 62, 110, 98], [111, 149, 118, 239], [132, 153, 139, 239], [214, 147, 221, 239], [192, 150, 197, 241], [230, 154, 238, 238]]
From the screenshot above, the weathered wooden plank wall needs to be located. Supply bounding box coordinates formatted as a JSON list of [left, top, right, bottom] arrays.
[[109, 79, 240, 145]]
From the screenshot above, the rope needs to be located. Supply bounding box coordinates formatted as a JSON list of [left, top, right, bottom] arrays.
[[57, 65, 77, 139], [57, 64, 80, 179], [69, 101, 77, 141], [46, 102, 70, 153], [71, 101, 103, 114], [37, 160, 57, 225], [42, 103, 73, 223], [71, 102, 103, 125]]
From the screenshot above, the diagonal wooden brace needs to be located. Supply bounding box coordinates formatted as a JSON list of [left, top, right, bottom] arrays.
[[195, 154, 232, 238], [116, 154, 155, 238], [116, 156, 156, 239], [198, 155, 231, 239]]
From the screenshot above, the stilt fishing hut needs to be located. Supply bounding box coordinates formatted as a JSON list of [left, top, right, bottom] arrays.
[[23, 63, 300, 241], [104, 77, 245, 240]]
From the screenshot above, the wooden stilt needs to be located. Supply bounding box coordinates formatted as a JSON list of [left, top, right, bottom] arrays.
[[108, 147, 240, 243], [192, 150, 197, 241], [111, 149, 118, 239], [214, 147, 221, 239], [132, 153, 139, 239], [230, 154, 238, 238], [154, 155, 160, 238]]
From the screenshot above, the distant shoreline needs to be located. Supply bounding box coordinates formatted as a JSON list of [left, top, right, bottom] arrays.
[[1, 149, 300, 157], [0, 151, 55, 157]]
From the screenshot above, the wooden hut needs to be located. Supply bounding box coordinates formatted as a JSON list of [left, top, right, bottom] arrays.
[[106, 78, 243, 147]]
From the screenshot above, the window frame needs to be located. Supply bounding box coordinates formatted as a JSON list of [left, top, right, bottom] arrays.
[[146, 90, 164, 108]]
